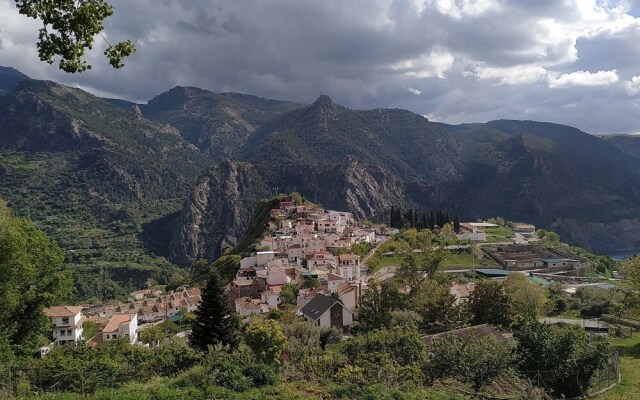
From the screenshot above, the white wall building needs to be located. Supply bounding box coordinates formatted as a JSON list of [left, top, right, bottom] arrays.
[[337, 254, 361, 281], [300, 294, 354, 328], [102, 313, 138, 344], [43, 306, 84, 344]]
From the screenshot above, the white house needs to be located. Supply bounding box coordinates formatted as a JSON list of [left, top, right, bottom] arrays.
[[43, 306, 84, 344], [287, 244, 305, 262], [266, 264, 289, 286], [337, 254, 361, 281], [261, 290, 281, 309], [337, 281, 363, 310], [128, 289, 162, 302], [235, 297, 263, 316], [240, 255, 258, 269], [327, 273, 346, 293], [102, 313, 138, 344], [256, 251, 276, 266], [317, 219, 339, 234], [307, 251, 337, 269], [300, 294, 354, 328]]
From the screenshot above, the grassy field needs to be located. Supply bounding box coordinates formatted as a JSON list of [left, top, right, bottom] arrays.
[[596, 335, 640, 399], [483, 226, 514, 237], [550, 310, 582, 319], [441, 251, 477, 267]]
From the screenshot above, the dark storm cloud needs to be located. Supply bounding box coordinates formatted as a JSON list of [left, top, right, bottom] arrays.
[[1, 0, 640, 133]]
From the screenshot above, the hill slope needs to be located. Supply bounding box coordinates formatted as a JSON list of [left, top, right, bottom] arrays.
[[140, 86, 301, 160], [2, 67, 640, 279], [170, 99, 640, 263], [0, 79, 211, 300]]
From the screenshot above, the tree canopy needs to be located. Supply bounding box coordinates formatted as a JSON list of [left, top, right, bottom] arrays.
[[190, 270, 239, 351], [14, 0, 135, 72], [0, 200, 72, 357]]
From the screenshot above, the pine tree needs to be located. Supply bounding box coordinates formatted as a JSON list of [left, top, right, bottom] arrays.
[[453, 214, 461, 233], [428, 211, 435, 230], [190, 270, 239, 351], [436, 210, 444, 228]]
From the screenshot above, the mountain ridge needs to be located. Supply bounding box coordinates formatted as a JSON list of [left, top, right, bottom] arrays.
[[1, 66, 640, 280]]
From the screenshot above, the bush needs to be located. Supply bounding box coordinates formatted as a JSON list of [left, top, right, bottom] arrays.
[[214, 361, 252, 392], [242, 363, 278, 387]]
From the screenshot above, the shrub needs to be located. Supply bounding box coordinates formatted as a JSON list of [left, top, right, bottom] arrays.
[[242, 363, 278, 387]]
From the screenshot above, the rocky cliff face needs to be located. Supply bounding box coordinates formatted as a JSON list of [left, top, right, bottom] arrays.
[[169, 156, 414, 265], [170, 161, 267, 265]]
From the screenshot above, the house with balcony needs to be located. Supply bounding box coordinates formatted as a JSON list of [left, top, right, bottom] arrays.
[[337, 253, 361, 281], [43, 306, 85, 345]]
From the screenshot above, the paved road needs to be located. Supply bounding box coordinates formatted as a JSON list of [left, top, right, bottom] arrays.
[[541, 317, 610, 330], [359, 235, 392, 280]]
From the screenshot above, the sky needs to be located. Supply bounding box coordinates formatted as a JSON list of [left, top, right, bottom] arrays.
[[1, 0, 640, 134]]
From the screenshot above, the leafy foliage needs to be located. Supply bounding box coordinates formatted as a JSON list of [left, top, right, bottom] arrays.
[[513, 320, 609, 398], [14, 0, 135, 72], [427, 335, 515, 392], [243, 319, 287, 364], [0, 201, 72, 357], [468, 280, 511, 327]]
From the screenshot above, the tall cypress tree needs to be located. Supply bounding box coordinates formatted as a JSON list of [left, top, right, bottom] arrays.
[[453, 214, 461, 233], [428, 211, 435, 230], [436, 210, 444, 228], [190, 270, 239, 351]]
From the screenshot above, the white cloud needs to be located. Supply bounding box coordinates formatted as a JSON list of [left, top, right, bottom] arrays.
[[547, 70, 620, 88], [429, 0, 501, 20], [408, 87, 422, 95], [390, 49, 455, 78], [625, 75, 640, 94], [475, 65, 548, 85]]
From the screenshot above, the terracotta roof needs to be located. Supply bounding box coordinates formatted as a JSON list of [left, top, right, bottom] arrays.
[[339, 254, 360, 260], [103, 314, 134, 333], [289, 244, 302, 249], [327, 273, 345, 281], [235, 298, 261, 309], [232, 278, 256, 286], [43, 306, 83, 318]]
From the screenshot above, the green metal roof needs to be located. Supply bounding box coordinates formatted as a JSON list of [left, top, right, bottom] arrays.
[[528, 276, 551, 286], [474, 269, 508, 277]]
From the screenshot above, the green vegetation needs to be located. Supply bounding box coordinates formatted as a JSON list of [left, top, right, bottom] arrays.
[[597, 335, 640, 399], [482, 226, 514, 237], [14, 0, 135, 73], [190, 270, 240, 351], [0, 79, 212, 301], [0, 201, 72, 358], [440, 250, 487, 268], [0, 207, 623, 400]]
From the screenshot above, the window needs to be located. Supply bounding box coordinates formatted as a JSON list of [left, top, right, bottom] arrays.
[[67, 330, 72, 335], [60, 330, 65, 336], [62, 317, 69, 325]]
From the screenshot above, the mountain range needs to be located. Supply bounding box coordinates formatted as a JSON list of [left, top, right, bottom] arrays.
[[1, 65, 639, 298]]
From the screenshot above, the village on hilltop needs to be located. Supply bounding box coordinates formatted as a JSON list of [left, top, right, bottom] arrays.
[[41, 198, 609, 355]]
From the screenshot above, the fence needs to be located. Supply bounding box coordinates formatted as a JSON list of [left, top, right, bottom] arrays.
[[6, 364, 143, 397]]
